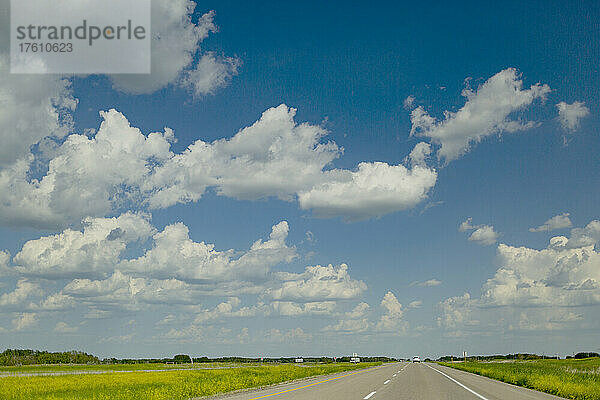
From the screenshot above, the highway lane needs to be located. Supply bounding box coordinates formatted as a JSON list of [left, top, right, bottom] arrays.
[[204, 362, 564, 400]]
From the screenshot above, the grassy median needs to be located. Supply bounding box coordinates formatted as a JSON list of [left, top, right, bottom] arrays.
[[439, 358, 600, 400], [0, 362, 380, 400]]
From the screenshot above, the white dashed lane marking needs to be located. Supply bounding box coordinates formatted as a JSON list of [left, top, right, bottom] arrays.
[[362, 363, 409, 400], [425, 364, 490, 400]]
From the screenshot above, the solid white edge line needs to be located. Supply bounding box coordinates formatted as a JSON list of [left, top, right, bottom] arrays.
[[425, 364, 490, 400], [363, 391, 376, 399], [383, 379, 390, 384]]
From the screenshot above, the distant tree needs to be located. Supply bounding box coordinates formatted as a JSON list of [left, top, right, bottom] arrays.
[[173, 354, 192, 363], [574, 352, 600, 359]]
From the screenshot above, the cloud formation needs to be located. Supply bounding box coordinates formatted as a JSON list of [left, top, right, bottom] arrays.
[[0, 55, 76, 168], [322, 316, 370, 334], [1, 217, 374, 333], [146, 104, 341, 207], [459, 218, 499, 246], [267, 264, 366, 302], [0, 0, 236, 172], [270, 301, 337, 316], [529, 213, 573, 232], [375, 291, 406, 332], [298, 162, 437, 221], [122, 221, 296, 283], [54, 322, 78, 333], [0, 280, 40, 309], [111, 2, 239, 95], [181, 52, 240, 97], [13, 313, 37, 331], [407, 142, 432, 167], [468, 226, 499, 246], [0, 105, 436, 228], [0, 110, 176, 229], [439, 220, 600, 334], [193, 297, 263, 323], [410, 68, 550, 162], [8, 218, 298, 309], [410, 279, 442, 287], [14, 213, 154, 279], [63, 270, 197, 310], [556, 101, 590, 132], [323, 291, 408, 334]]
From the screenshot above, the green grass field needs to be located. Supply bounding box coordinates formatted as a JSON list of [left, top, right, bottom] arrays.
[[439, 358, 600, 400], [0, 362, 258, 374], [0, 362, 381, 400]]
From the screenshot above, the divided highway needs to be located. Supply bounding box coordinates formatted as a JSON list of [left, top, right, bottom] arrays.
[[206, 362, 563, 400]]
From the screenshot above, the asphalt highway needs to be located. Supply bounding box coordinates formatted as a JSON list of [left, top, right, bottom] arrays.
[[205, 362, 564, 400]]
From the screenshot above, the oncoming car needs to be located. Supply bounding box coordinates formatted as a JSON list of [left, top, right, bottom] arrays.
[[412, 356, 421, 363]]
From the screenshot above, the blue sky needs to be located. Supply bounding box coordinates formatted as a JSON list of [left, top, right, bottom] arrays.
[[0, 0, 598, 359]]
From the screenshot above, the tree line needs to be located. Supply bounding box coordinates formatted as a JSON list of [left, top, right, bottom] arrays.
[[1, 349, 397, 366], [0, 349, 99, 366], [103, 355, 398, 364], [437, 352, 600, 362]]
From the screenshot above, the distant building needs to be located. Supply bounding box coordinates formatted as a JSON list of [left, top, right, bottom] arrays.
[[294, 357, 304, 363], [350, 353, 360, 363]]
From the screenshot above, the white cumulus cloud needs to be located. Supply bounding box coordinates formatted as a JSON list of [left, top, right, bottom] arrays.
[[7, 217, 372, 319], [270, 301, 337, 316], [298, 162, 437, 221], [193, 297, 263, 323], [375, 291, 406, 332], [529, 213, 573, 232], [459, 218, 499, 246], [267, 263, 366, 302], [0, 109, 175, 229], [410, 68, 550, 162], [407, 142, 432, 167], [63, 270, 197, 309], [0, 280, 41, 309], [345, 302, 370, 318], [13, 312, 37, 331], [322, 302, 371, 334], [0, 104, 436, 228], [468, 226, 499, 246], [556, 101, 590, 132], [14, 213, 154, 279], [0, 0, 235, 173], [439, 220, 600, 334], [111, 2, 239, 95], [0, 251, 11, 276], [145, 104, 341, 207], [182, 52, 240, 97], [323, 317, 370, 334], [0, 55, 77, 168], [122, 221, 296, 282]]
